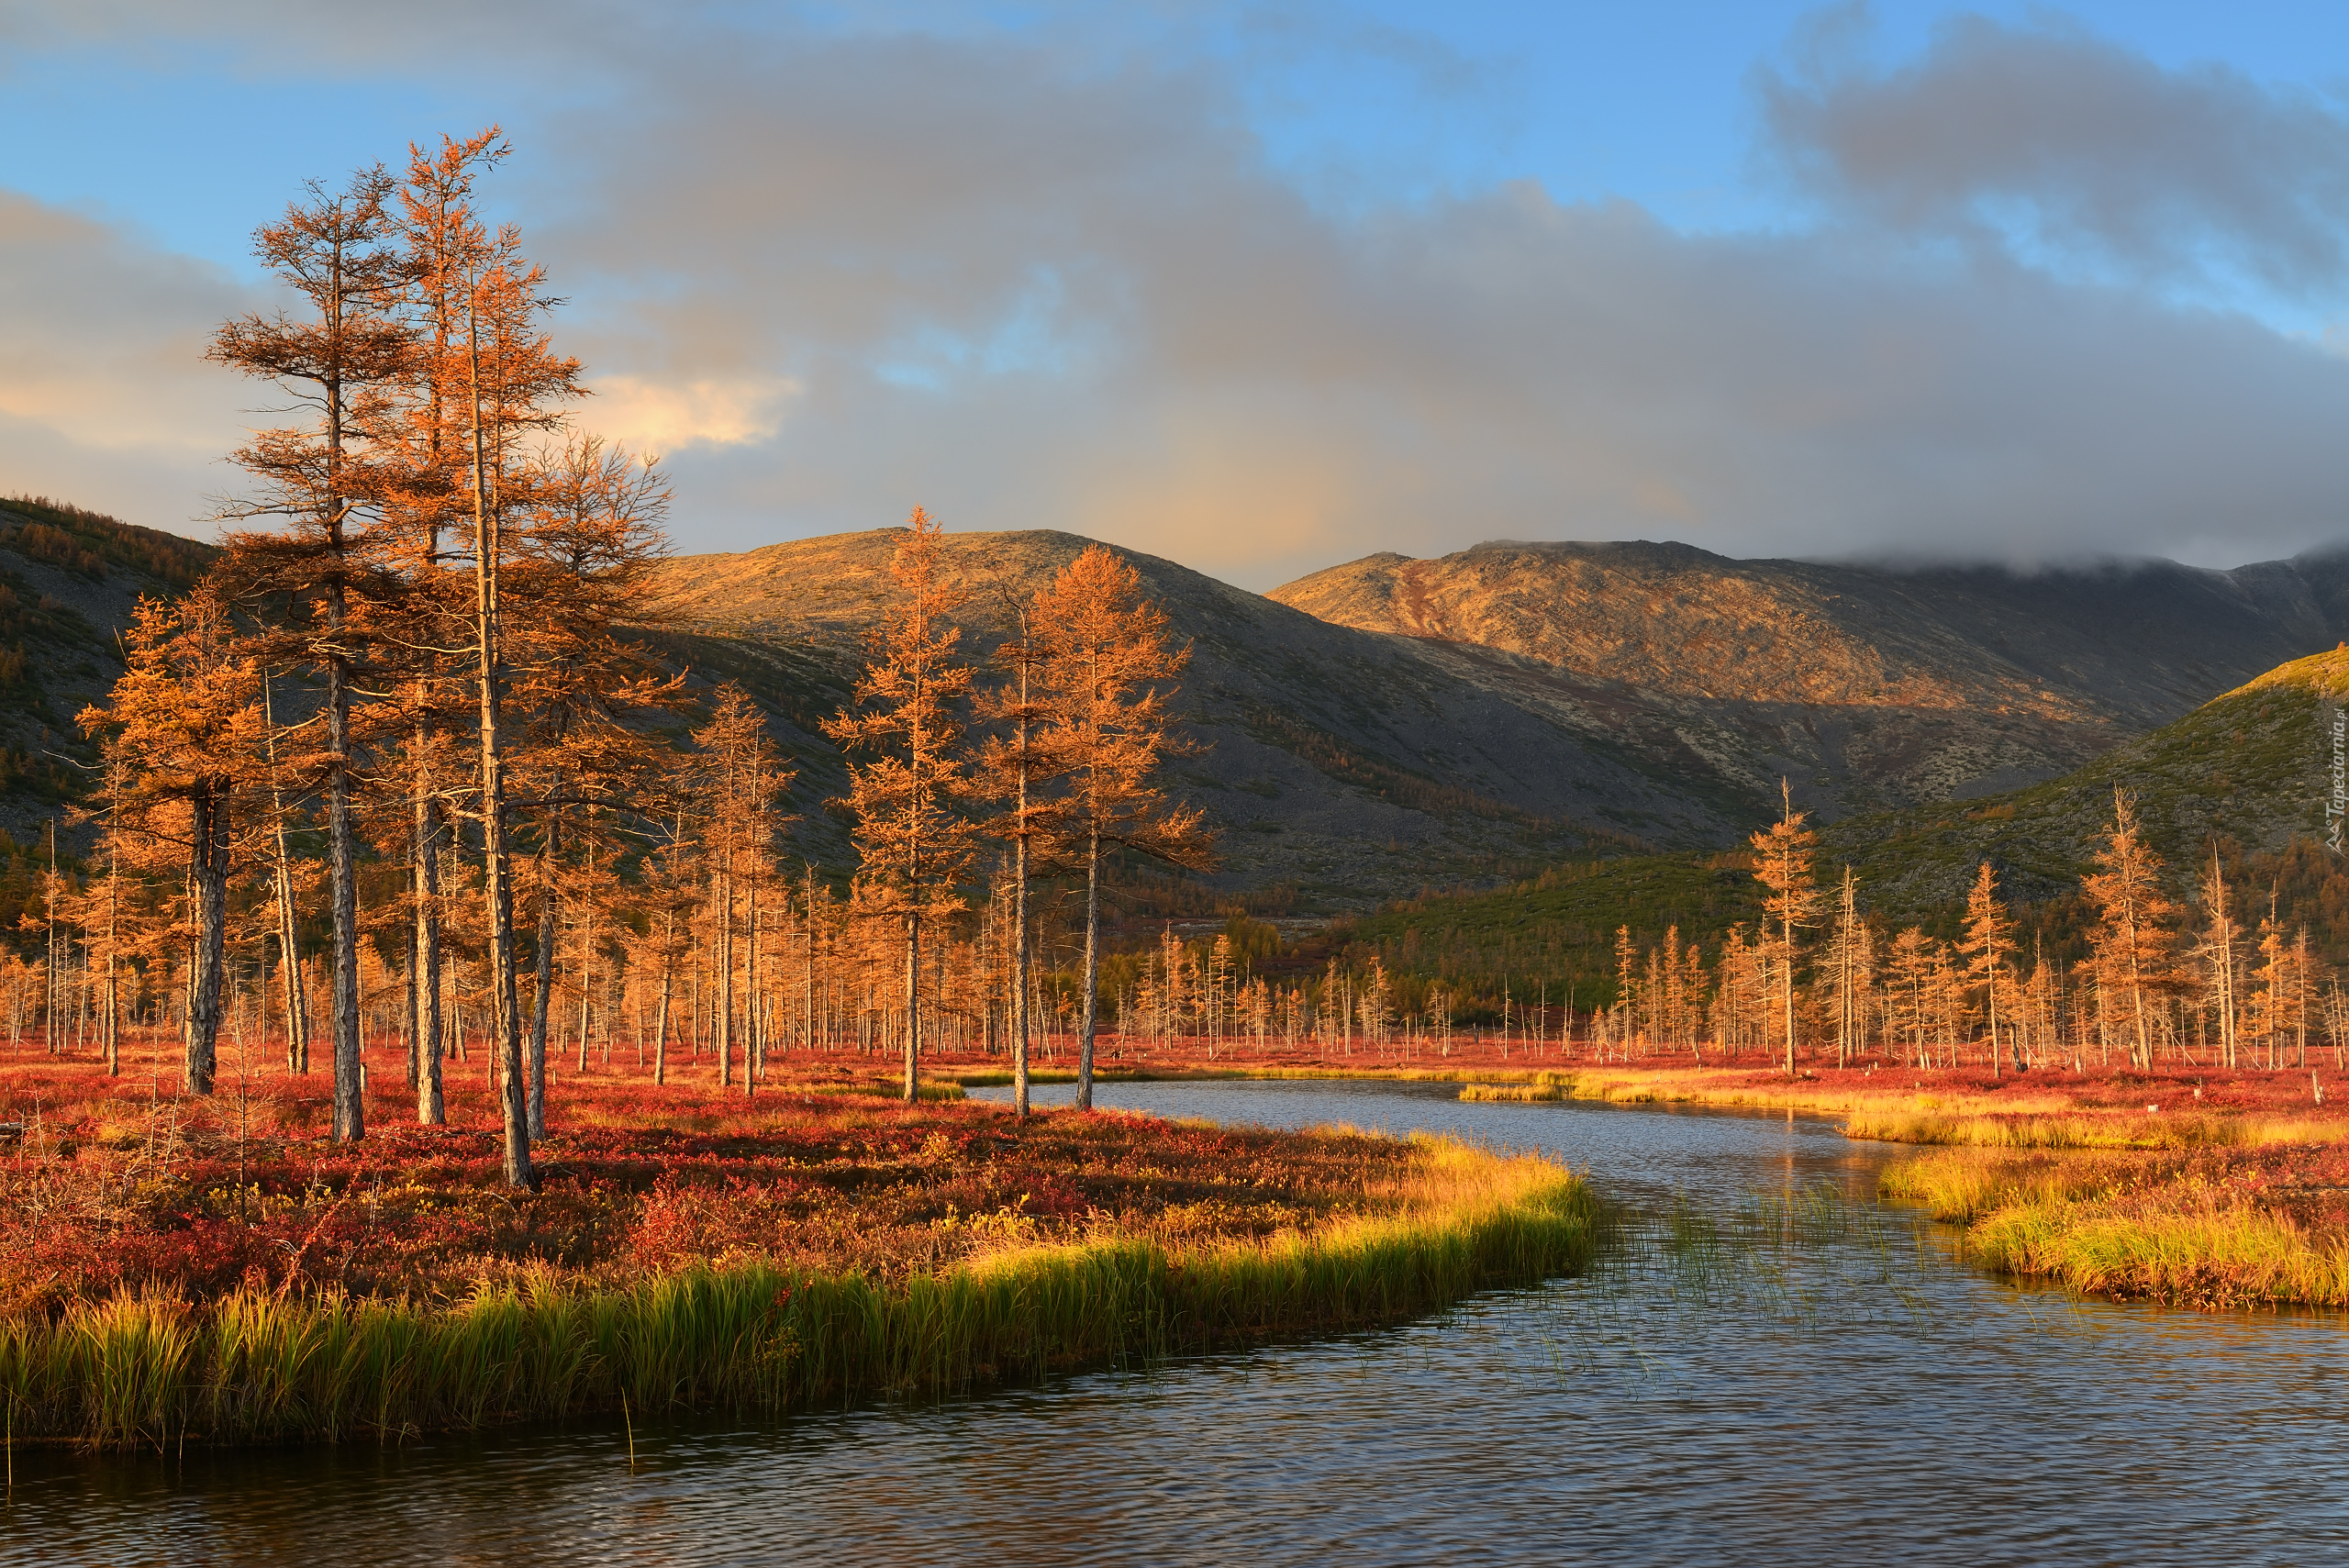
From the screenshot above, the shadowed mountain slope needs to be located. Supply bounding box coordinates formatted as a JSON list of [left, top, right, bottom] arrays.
[[0, 495, 218, 838], [1269, 540, 2349, 826], [652, 529, 1745, 905]]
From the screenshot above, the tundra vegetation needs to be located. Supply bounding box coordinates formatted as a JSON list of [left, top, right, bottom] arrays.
[[0, 133, 1599, 1448]]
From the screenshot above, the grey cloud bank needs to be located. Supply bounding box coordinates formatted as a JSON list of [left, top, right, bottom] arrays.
[[3, 6, 2344, 588]]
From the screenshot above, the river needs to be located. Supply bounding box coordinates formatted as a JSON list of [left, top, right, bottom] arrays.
[[9, 1080, 2345, 1565]]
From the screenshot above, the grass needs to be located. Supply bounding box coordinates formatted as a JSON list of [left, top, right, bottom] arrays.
[[1458, 1082, 1569, 1103], [0, 1131, 1592, 1447], [1882, 1143, 2349, 1310]]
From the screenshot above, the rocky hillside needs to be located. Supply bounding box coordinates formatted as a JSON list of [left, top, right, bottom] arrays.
[[0, 495, 217, 840], [1828, 644, 2349, 914], [653, 529, 1736, 906], [1269, 540, 2349, 826]]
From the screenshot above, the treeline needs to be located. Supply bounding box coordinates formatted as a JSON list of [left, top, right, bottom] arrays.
[[0, 495, 217, 588], [39, 129, 1208, 1189], [1584, 788, 2339, 1073]]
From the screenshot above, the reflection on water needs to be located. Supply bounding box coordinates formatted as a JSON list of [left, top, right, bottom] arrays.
[[11, 1080, 2348, 1566]]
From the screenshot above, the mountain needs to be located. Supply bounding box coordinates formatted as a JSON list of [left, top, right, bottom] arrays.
[[653, 529, 1732, 905], [1823, 643, 2349, 914], [1268, 539, 2349, 828], [1325, 647, 2349, 1003], [0, 495, 218, 840]]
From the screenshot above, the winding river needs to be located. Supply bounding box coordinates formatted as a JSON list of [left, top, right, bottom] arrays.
[[10, 1081, 2346, 1565]]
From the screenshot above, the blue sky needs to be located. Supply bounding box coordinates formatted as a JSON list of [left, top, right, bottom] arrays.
[[3, 2, 2345, 583]]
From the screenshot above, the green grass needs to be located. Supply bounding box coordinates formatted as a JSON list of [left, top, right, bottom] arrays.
[[0, 1136, 1594, 1448]]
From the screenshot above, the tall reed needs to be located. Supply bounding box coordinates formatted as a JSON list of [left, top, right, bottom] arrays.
[[0, 1137, 1592, 1447]]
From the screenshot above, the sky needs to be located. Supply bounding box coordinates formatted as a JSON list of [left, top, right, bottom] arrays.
[[3, 2, 2346, 589]]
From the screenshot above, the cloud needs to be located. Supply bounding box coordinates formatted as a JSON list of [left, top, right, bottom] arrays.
[[582, 373, 800, 456], [4, 5, 2348, 585], [530, 24, 2349, 583], [1755, 11, 2349, 303], [0, 191, 255, 533]]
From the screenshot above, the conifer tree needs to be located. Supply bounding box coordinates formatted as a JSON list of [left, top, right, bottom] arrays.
[[1033, 545, 1213, 1110], [1964, 862, 2017, 1077], [823, 509, 975, 1103], [975, 583, 1068, 1119], [455, 231, 584, 1184], [77, 588, 262, 1096], [209, 165, 411, 1140], [2196, 846, 2240, 1069], [2081, 787, 2180, 1071], [1749, 780, 1820, 1075]]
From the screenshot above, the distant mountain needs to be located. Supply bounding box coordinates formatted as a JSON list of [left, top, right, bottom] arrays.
[[1327, 647, 2349, 1001], [1268, 540, 2349, 828], [653, 529, 1730, 906], [0, 495, 218, 840], [656, 528, 2349, 908], [1825, 643, 2349, 914]]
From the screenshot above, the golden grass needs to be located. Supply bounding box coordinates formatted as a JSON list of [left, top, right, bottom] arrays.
[[0, 1133, 1593, 1448], [1882, 1146, 2349, 1309]]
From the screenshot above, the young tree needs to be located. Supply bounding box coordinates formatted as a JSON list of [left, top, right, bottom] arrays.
[[1749, 780, 1820, 1076], [823, 509, 975, 1104], [209, 165, 411, 1141], [1034, 545, 1214, 1110], [2081, 787, 2180, 1071], [1963, 861, 2017, 1078]]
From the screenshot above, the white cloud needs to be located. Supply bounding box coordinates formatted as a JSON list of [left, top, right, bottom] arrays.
[[581, 373, 800, 455]]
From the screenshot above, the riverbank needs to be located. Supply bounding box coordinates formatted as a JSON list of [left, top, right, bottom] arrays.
[[0, 1059, 1594, 1447], [1414, 1055, 2349, 1311]]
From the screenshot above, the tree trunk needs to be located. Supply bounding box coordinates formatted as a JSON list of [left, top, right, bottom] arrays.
[[415, 774, 445, 1125], [654, 933, 674, 1087], [326, 646, 364, 1141], [1077, 827, 1101, 1111], [473, 332, 530, 1191], [529, 828, 559, 1140], [717, 869, 734, 1087], [187, 783, 228, 1095], [903, 908, 919, 1102]]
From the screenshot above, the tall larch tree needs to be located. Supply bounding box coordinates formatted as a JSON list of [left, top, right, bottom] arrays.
[[1963, 861, 2017, 1078], [384, 127, 509, 1127], [506, 434, 685, 1132], [456, 228, 584, 1184], [823, 509, 976, 1104], [1749, 780, 1820, 1076], [1033, 545, 1214, 1111], [208, 167, 410, 1140], [2081, 787, 2180, 1071], [975, 581, 1068, 1120]]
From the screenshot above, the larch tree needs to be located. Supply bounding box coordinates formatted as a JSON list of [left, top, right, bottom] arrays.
[[384, 127, 509, 1127], [209, 164, 411, 1141], [823, 509, 976, 1104], [1963, 861, 2017, 1078], [456, 231, 584, 1184], [1033, 544, 1213, 1111], [77, 587, 262, 1096], [2081, 787, 2180, 1071], [974, 580, 1069, 1120], [1749, 780, 1820, 1076], [692, 683, 793, 1096], [504, 434, 685, 1132], [2196, 846, 2240, 1069]]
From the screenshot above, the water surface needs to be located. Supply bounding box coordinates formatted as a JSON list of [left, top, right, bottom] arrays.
[[10, 1080, 2343, 1566]]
